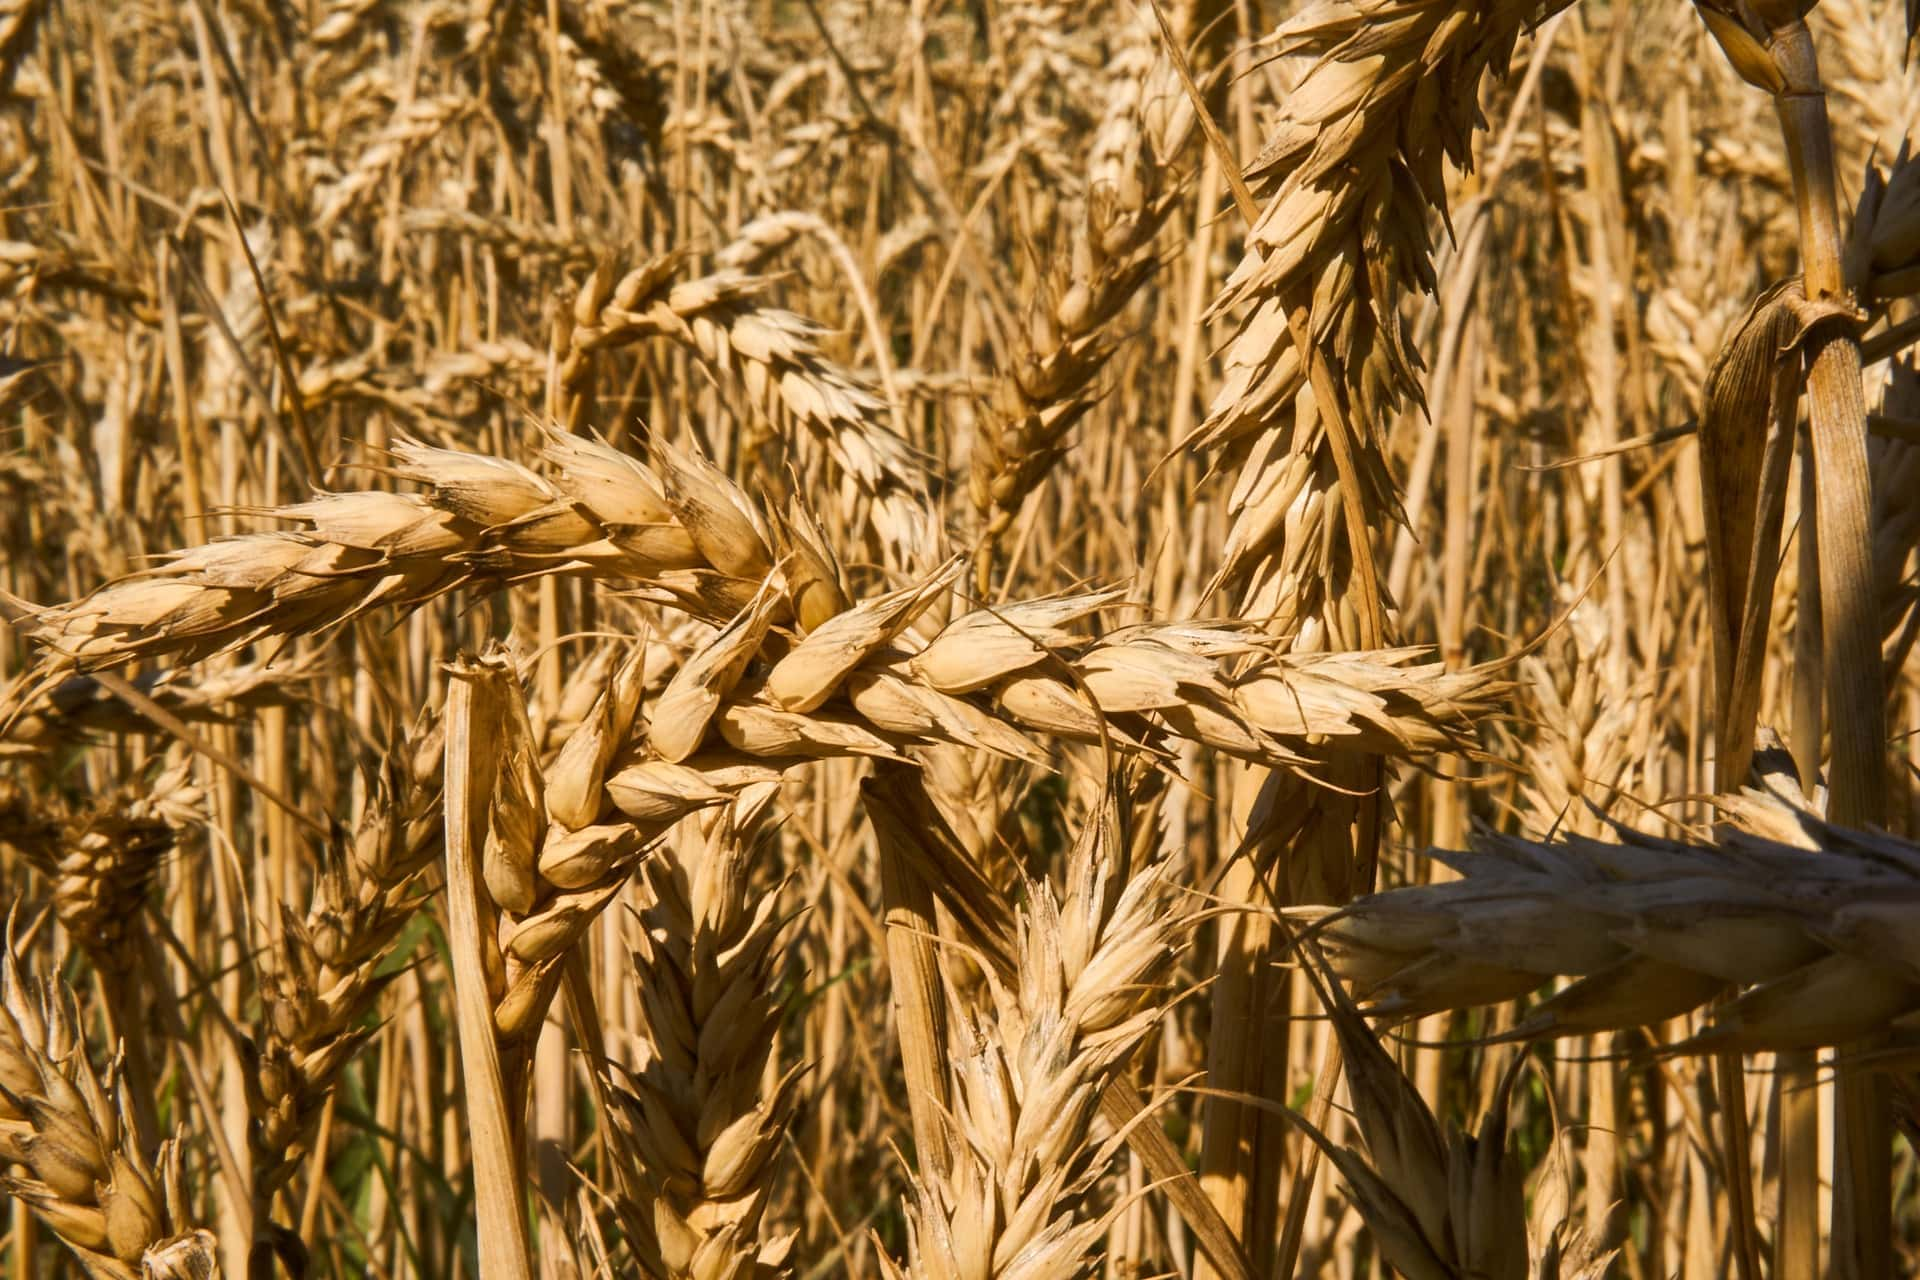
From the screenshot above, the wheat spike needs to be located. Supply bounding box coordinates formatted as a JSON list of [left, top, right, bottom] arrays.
[[21, 433, 1499, 792], [1515, 610, 1653, 838], [0, 753, 201, 966], [884, 782, 1188, 1280], [556, 252, 936, 570], [1302, 779, 1920, 1051], [0, 929, 221, 1279], [600, 790, 800, 1279], [247, 763, 436, 1205], [0, 660, 311, 758], [969, 17, 1187, 592], [312, 96, 469, 230], [1180, 5, 1552, 1255], [1292, 951, 1616, 1280], [1191, 0, 1559, 635]]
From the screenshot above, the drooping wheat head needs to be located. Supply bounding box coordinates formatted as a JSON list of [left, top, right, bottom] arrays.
[[1301, 776, 1920, 1051]]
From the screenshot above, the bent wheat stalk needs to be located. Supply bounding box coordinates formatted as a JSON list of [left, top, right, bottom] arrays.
[[1697, 280, 1856, 790], [442, 653, 540, 1280]]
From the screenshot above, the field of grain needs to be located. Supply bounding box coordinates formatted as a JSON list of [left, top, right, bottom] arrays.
[[3, 0, 1919, 1277]]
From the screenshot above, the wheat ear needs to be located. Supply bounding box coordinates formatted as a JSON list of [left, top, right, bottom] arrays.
[[0, 661, 309, 758], [600, 788, 800, 1279], [1, 928, 220, 1279], [1184, 5, 1551, 1261], [882, 782, 1188, 1280], [0, 754, 201, 969], [247, 764, 436, 1215], [23, 433, 1499, 786], [1302, 779, 1920, 1051], [969, 21, 1187, 594], [555, 253, 935, 571], [1291, 950, 1615, 1280]]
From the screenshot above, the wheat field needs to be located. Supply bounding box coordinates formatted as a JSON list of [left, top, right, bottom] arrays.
[[2, 0, 1919, 1276]]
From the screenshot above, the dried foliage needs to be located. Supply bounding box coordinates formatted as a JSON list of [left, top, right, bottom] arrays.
[[4, 0, 1920, 1277]]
